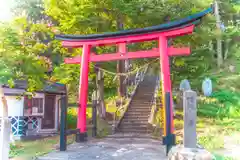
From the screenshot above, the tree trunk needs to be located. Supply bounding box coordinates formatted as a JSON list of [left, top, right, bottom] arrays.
[[93, 46, 106, 119], [117, 15, 126, 97], [214, 0, 223, 68], [96, 70, 106, 118]]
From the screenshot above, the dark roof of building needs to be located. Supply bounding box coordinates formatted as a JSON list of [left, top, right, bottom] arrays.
[[2, 80, 66, 94]]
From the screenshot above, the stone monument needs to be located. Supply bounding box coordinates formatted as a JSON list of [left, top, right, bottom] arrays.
[[202, 78, 212, 97], [168, 90, 215, 160], [178, 79, 191, 108]]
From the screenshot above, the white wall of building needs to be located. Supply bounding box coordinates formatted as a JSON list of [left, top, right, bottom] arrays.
[[1, 87, 62, 133], [5, 96, 24, 117], [0, 88, 46, 117]]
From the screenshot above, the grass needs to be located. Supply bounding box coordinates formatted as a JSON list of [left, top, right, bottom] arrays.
[[10, 119, 111, 160], [214, 154, 237, 160], [9, 135, 75, 160], [174, 110, 240, 147], [9, 114, 112, 160], [172, 108, 240, 160]]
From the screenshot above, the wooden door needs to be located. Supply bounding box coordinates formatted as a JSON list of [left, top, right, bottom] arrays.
[[42, 94, 55, 129]]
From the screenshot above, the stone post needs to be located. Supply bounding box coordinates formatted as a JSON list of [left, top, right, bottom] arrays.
[[92, 91, 97, 137], [168, 90, 215, 160], [183, 90, 197, 148], [0, 86, 11, 160]]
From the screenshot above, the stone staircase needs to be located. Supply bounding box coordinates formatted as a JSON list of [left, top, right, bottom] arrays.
[[118, 75, 157, 134]]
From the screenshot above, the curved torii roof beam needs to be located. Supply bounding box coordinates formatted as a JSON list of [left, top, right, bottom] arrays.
[[55, 7, 212, 44]]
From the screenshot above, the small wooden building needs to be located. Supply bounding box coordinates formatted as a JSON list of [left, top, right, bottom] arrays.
[[0, 80, 66, 139]]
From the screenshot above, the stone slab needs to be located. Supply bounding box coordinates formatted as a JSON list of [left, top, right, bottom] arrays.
[[37, 137, 167, 160], [168, 145, 215, 160]]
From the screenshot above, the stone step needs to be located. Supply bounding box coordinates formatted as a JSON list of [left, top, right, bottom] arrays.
[[125, 112, 150, 115], [134, 95, 153, 97], [123, 117, 149, 121], [107, 133, 153, 138], [128, 105, 151, 107], [136, 88, 154, 90], [122, 117, 148, 121], [120, 121, 148, 125], [130, 100, 152, 102], [135, 91, 154, 93], [134, 93, 154, 96], [120, 122, 148, 126], [138, 86, 155, 88], [137, 89, 155, 91], [127, 110, 150, 113], [122, 119, 149, 123], [122, 121, 148, 124], [128, 104, 151, 107], [129, 105, 151, 108], [119, 130, 149, 134], [119, 128, 151, 133], [129, 102, 152, 104], [128, 107, 151, 109], [131, 97, 152, 100], [131, 98, 152, 101], [135, 92, 154, 94], [119, 126, 148, 130], [124, 116, 149, 119], [131, 101, 152, 103], [127, 109, 151, 112], [117, 74, 158, 135], [126, 111, 150, 114], [124, 114, 149, 118]]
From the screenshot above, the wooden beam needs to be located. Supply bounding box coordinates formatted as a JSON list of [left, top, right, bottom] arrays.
[[64, 47, 190, 64], [62, 25, 195, 47]]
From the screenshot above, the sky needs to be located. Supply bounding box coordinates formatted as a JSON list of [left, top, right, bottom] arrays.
[[0, 0, 14, 22]]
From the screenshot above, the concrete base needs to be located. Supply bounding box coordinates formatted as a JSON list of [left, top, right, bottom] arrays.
[[76, 132, 87, 142], [168, 145, 215, 160]]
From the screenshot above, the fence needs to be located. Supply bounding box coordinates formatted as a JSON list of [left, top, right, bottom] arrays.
[[59, 92, 98, 151], [148, 75, 160, 125]]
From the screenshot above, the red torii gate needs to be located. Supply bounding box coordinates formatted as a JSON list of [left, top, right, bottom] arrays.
[[56, 7, 212, 153]]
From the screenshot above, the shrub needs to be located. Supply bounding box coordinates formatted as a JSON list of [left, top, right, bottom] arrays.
[[67, 108, 77, 129], [66, 107, 93, 129], [198, 90, 240, 119]]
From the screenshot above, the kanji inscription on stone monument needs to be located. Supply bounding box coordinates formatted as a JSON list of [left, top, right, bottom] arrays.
[[183, 90, 197, 148]]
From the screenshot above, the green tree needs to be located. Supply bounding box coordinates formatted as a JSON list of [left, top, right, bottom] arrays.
[[0, 21, 51, 91]]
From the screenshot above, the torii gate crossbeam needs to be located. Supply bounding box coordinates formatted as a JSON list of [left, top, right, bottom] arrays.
[[64, 47, 190, 64]]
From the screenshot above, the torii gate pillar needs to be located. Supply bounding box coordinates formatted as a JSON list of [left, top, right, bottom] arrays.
[[76, 45, 91, 142], [159, 36, 175, 153]]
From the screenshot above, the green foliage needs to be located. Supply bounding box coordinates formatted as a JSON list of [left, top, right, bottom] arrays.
[[214, 154, 236, 160], [9, 144, 23, 158], [66, 108, 77, 129], [198, 134, 225, 150], [0, 22, 51, 90], [198, 90, 240, 119]]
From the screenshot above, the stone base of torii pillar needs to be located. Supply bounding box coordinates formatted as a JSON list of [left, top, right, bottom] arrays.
[[168, 145, 215, 160]]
